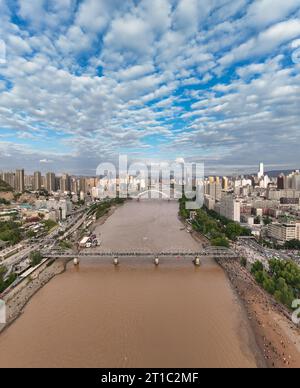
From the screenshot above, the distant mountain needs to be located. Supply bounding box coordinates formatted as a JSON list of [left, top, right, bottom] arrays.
[[0, 179, 13, 192], [265, 170, 299, 178]]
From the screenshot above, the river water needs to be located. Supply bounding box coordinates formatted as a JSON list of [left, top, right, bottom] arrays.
[[0, 201, 263, 368]]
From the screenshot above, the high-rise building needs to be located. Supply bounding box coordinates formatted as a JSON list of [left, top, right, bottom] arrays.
[[1, 172, 15, 189], [277, 174, 286, 190], [292, 171, 300, 191], [79, 178, 86, 193], [60, 174, 71, 193], [46, 172, 56, 192], [258, 162, 264, 179], [208, 182, 222, 200], [34, 171, 42, 191], [218, 195, 241, 222], [71, 178, 78, 193], [222, 176, 229, 191], [15, 169, 25, 193], [24, 175, 34, 190]]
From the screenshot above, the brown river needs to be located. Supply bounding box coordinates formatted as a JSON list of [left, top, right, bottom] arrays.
[[0, 201, 264, 368]]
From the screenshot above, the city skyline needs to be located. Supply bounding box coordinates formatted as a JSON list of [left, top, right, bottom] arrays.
[[0, 0, 300, 174]]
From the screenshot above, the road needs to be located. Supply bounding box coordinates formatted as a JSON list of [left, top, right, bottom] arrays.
[[234, 238, 300, 268], [1, 206, 89, 277]]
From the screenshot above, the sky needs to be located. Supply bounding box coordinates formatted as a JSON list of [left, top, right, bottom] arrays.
[[0, 0, 300, 176]]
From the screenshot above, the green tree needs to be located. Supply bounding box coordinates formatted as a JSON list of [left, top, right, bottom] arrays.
[[30, 251, 43, 267], [211, 236, 230, 248], [251, 261, 264, 275]]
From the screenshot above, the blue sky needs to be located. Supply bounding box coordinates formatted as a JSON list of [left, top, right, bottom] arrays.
[[0, 0, 300, 175]]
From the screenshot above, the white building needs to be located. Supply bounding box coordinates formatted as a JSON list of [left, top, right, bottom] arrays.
[[36, 198, 72, 220], [217, 195, 241, 222], [258, 162, 264, 179], [204, 195, 215, 210], [268, 223, 300, 243]]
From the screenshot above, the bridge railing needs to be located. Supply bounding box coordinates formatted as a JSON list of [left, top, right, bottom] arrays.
[[42, 249, 239, 259]]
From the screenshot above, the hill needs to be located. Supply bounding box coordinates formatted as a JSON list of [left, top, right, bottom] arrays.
[[0, 179, 13, 192]]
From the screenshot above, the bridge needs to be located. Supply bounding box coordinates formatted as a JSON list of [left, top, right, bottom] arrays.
[[42, 247, 239, 260]]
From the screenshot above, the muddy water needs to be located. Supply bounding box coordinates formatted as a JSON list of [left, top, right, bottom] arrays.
[[0, 201, 263, 368]]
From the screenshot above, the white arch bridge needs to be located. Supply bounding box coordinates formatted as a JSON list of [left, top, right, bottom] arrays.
[[129, 187, 184, 200]]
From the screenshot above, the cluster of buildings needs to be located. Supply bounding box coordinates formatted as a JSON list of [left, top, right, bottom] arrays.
[[204, 163, 300, 244], [0, 169, 82, 222], [0, 199, 73, 223], [2, 164, 300, 246], [1, 170, 92, 195]]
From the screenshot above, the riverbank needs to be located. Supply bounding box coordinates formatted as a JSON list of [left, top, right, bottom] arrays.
[[180, 213, 300, 368], [217, 258, 300, 368], [0, 202, 124, 334], [0, 259, 67, 334]]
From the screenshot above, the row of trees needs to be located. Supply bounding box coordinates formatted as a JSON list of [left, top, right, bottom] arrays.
[[251, 259, 300, 308], [283, 240, 300, 250], [179, 197, 251, 247], [88, 198, 126, 220]]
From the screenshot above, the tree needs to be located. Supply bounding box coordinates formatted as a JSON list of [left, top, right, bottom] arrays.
[[27, 230, 36, 238], [0, 265, 17, 293], [252, 258, 300, 309], [284, 240, 300, 250], [254, 216, 261, 225], [263, 216, 272, 226], [263, 277, 276, 295], [30, 251, 43, 267], [211, 236, 230, 248], [251, 261, 264, 275], [254, 270, 265, 285]]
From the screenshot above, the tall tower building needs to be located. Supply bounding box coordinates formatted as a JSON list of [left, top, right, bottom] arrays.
[[277, 174, 285, 190], [46, 172, 56, 192], [258, 163, 264, 179], [15, 169, 25, 193], [292, 171, 300, 191], [222, 176, 229, 191], [34, 171, 42, 191], [60, 174, 70, 193]]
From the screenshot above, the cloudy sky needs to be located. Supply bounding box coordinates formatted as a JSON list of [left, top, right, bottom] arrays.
[[0, 0, 300, 175]]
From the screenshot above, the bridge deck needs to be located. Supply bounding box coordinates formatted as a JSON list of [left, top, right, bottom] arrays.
[[43, 249, 239, 259]]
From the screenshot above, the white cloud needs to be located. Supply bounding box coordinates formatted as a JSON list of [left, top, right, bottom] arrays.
[[104, 15, 154, 57], [0, 0, 300, 173], [245, 0, 300, 28], [220, 19, 300, 66]]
